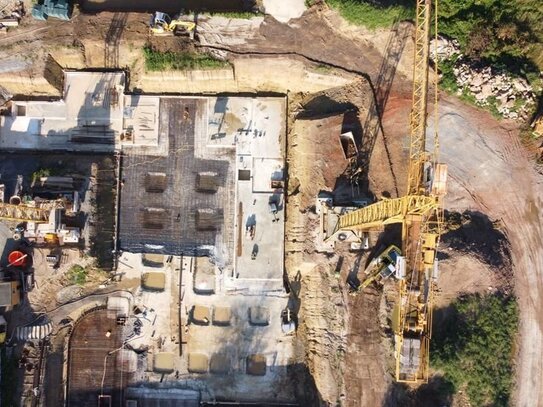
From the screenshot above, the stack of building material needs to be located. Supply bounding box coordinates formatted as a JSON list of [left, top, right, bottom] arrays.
[[0, 1, 24, 33], [31, 0, 72, 21], [246, 354, 266, 376], [153, 352, 174, 373], [141, 272, 166, 291], [212, 306, 231, 326], [188, 353, 209, 373], [70, 124, 115, 144], [15, 321, 53, 341], [191, 305, 211, 325], [209, 353, 230, 374]]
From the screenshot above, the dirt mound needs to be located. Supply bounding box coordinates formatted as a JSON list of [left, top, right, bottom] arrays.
[[442, 210, 512, 274]]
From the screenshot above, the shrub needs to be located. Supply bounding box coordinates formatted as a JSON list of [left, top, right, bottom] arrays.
[[438, 0, 543, 77], [32, 168, 52, 182], [67, 264, 87, 285], [431, 293, 518, 406], [326, 0, 414, 30], [438, 57, 458, 93]]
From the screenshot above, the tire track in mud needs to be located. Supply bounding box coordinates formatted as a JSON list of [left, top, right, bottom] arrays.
[[435, 97, 543, 407]]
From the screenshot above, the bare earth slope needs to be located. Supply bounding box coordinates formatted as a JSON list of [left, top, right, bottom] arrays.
[[383, 88, 543, 406], [433, 96, 543, 407]]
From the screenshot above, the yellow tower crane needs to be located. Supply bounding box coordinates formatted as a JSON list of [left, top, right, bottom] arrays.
[[323, 0, 447, 382], [0, 202, 50, 223]]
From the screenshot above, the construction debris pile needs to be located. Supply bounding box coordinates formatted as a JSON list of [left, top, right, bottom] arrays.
[[0, 0, 24, 33], [431, 36, 539, 120], [31, 0, 72, 21]]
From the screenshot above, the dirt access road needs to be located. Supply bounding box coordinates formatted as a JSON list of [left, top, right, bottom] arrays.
[[433, 97, 543, 407], [383, 88, 543, 406]]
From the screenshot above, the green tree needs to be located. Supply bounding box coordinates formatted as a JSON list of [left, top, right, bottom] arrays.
[[438, 0, 540, 72], [431, 294, 518, 406]]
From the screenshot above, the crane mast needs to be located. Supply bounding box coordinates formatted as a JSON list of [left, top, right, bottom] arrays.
[[323, 0, 446, 383], [407, 0, 432, 196]]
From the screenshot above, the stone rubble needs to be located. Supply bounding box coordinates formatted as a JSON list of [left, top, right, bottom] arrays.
[[430, 36, 539, 121]]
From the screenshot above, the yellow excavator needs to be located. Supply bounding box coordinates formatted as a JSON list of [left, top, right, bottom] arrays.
[[149, 12, 196, 37], [320, 0, 446, 383], [349, 245, 404, 291]]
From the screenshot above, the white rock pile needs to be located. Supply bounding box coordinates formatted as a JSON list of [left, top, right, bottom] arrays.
[[430, 36, 461, 60], [431, 36, 539, 121]]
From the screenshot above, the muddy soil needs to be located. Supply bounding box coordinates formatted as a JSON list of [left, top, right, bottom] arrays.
[[80, 0, 249, 13], [285, 79, 398, 406]]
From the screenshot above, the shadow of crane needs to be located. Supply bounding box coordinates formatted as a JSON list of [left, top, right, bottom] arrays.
[[348, 18, 411, 197], [105, 13, 129, 68]]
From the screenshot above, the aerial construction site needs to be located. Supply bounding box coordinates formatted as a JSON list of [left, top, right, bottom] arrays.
[[0, 0, 541, 406]]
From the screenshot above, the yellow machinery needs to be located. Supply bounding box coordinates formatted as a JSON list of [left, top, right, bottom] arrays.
[[355, 245, 404, 290], [0, 200, 80, 244], [149, 12, 196, 37], [0, 316, 6, 344], [327, 0, 447, 382], [0, 202, 50, 223]]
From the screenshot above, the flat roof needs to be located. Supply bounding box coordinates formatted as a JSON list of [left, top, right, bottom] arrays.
[[0, 71, 124, 152]]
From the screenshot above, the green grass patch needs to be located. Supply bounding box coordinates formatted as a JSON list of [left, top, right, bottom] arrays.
[[326, 0, 414, 30], [431, 293, 518, 407], [458, 87, 476, 106], [205, 11, 258, 19], [312, 63, 333, 73], [143, 47, 230, 71], [486, 95, 502, 119], [67, 264, 88, 285]]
